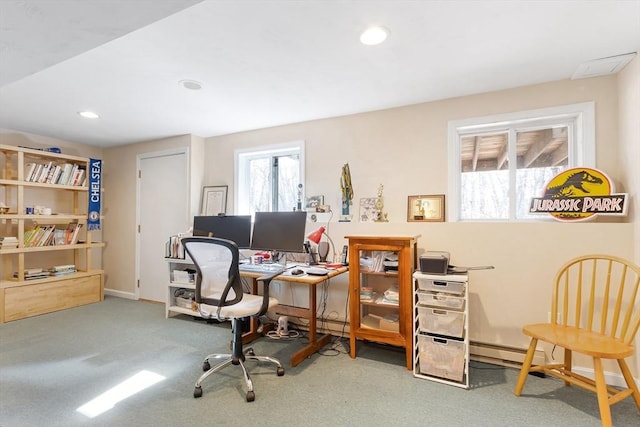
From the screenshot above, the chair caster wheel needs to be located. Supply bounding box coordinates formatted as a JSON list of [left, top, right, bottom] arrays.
[[246, 390, 255, 402], [194, 386, 203, 398], [247, 349, 255, 356], [277, 367, 285, 376], [203, 361, 210, 371]]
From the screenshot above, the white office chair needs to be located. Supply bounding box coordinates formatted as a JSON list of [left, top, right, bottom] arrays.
[[181, 236, 284, 402]]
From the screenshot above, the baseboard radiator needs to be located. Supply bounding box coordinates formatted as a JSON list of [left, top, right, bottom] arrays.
[[469, 341, 546, 368], [292, 319, 547, 369]]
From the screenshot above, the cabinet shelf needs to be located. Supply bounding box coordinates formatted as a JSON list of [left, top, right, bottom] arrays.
[[0, 179, 88, 191], [0, 242, 104, 254]]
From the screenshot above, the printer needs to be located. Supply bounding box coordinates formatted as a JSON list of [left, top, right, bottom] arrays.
[[419, 251, 450, 275]]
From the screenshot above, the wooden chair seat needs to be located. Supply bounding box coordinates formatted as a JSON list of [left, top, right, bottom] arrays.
[[523, 323, 633, 359], [514, 255, 640, 427]]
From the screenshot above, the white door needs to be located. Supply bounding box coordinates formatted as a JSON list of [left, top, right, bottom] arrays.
[[138, 149, 189, 302]]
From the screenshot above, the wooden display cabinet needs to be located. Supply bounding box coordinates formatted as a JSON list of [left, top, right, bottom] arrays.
[[0, 144, 104, 322], [346, 235, 418, 370]]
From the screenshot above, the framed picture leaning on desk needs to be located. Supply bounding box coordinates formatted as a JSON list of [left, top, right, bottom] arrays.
[[201, 185, 228, 216]]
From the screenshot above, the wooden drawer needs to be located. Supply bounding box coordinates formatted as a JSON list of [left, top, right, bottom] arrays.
[[3, 273, 103, 322]]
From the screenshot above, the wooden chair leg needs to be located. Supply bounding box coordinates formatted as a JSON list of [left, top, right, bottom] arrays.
[[593, 357, 612, 427], [618, 358, 640, 409], [515, 338, 538, 396], [563, 348, 572, 386]]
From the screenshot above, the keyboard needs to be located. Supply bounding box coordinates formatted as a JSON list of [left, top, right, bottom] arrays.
[[239, 263, 286, 274]]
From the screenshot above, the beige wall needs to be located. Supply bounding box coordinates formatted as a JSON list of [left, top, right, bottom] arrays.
[[203, 74, 636, 376], [618, 56, 639, 264], [1, 66, 637, 379]]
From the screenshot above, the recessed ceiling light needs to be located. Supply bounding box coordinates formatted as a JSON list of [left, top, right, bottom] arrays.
[[78, 111, 99, 119], [360, 26, 389, 46], [179, 79, 203, 90]]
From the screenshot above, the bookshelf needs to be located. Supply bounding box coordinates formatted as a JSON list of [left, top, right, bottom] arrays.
[[0, 144, 105, 322]]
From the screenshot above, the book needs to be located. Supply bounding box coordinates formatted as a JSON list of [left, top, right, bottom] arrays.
[[59, 163, 74, 186], [38, 161, 53, 183], [70, 223, 83, 244], [25, 162, 37, 181]]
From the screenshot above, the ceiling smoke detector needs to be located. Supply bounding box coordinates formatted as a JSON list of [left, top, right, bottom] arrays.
[[179, 79, 203, 90], [572, 52, 637, 79]]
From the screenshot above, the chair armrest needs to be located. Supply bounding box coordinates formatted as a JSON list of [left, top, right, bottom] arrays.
[[255, 269, 284, 316]]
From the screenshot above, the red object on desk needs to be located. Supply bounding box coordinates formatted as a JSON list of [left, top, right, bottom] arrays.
[[325, 262, 344, 269]]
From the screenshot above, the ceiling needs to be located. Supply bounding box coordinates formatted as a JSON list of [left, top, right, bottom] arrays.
[[0, 0, 638, 148]]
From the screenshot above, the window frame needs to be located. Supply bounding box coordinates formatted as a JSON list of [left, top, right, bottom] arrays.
[[234, 140, 306, 215], [447, 102, 595, 222]]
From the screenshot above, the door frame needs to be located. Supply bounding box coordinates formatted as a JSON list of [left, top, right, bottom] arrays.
[[135, 147, 190, 300]]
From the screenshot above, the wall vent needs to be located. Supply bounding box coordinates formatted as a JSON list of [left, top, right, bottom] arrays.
[[572, 52, 637, 79]]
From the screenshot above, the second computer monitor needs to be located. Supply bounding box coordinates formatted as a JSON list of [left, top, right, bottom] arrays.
[[250, 211, 307, 253], [192, 215, 252, 249]]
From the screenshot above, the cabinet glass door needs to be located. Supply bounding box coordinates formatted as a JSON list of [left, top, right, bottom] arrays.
[[358, 249, 400, 332]]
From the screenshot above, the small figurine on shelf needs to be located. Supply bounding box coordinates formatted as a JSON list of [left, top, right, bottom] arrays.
[[375, 183, 388, 222], [340, 163, 354, 222]]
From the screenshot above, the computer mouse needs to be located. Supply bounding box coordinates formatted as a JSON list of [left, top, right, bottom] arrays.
[[291, 269, 304, 276]]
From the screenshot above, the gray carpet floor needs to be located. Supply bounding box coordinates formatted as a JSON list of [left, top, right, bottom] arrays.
[[1, 296, 638, 426]]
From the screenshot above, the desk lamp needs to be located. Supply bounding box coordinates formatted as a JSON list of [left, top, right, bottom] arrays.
[[307, 226, 335, 263]]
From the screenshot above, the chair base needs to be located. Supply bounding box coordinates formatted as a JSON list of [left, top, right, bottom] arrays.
[[194, 348, 285, 402], [194, 316, 285, 402]]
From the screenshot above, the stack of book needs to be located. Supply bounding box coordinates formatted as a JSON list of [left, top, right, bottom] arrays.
[[24, 162, 86, 186], [0, 236, 18, 249], [14, 268, 50, 280], [23, 222, 83, 247], [49, 264, 76, 276]]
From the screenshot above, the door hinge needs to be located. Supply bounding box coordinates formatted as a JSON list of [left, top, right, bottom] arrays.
[[138, 224, 141, 233], [137, 279, 140, 288], [138, 170, 141, 178]]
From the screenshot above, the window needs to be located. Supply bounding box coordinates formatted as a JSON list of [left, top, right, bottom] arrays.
[[448, 102, 595, 221], [235, 141, 305, 215]]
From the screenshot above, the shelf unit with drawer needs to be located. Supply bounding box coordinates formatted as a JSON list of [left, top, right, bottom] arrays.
[[0, 144, 104, 323], [413, 272, 469, 388]]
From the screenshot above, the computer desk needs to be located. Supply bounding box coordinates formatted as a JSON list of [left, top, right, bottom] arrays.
[[239, 266, 348, 367]]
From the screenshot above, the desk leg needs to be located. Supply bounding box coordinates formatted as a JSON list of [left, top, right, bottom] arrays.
[[290, 282, 331, 367]]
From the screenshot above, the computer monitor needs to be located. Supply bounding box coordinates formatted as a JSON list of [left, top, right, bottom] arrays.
[[250, 211, 307, 254], [192, 215, 252, 249]]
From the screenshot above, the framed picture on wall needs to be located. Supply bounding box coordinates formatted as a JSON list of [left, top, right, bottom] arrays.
[[201, 185, 228, 216], [407, 194, 445, 222]]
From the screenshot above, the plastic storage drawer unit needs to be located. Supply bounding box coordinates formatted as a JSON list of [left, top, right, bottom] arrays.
[[417, 306, 465, 338], [416, 290, 465, 310], [415, 276, 465, 295], [417, 334, 465, 382]]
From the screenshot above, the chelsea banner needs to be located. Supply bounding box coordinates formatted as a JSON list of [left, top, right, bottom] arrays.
[[88, 159, 102, 230]]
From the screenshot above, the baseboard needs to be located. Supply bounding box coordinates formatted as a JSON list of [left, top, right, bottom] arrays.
[[104, 288, 136, 299]]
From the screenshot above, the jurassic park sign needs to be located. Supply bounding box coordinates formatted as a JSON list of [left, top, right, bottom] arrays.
[[529, 167, 628, 222]]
